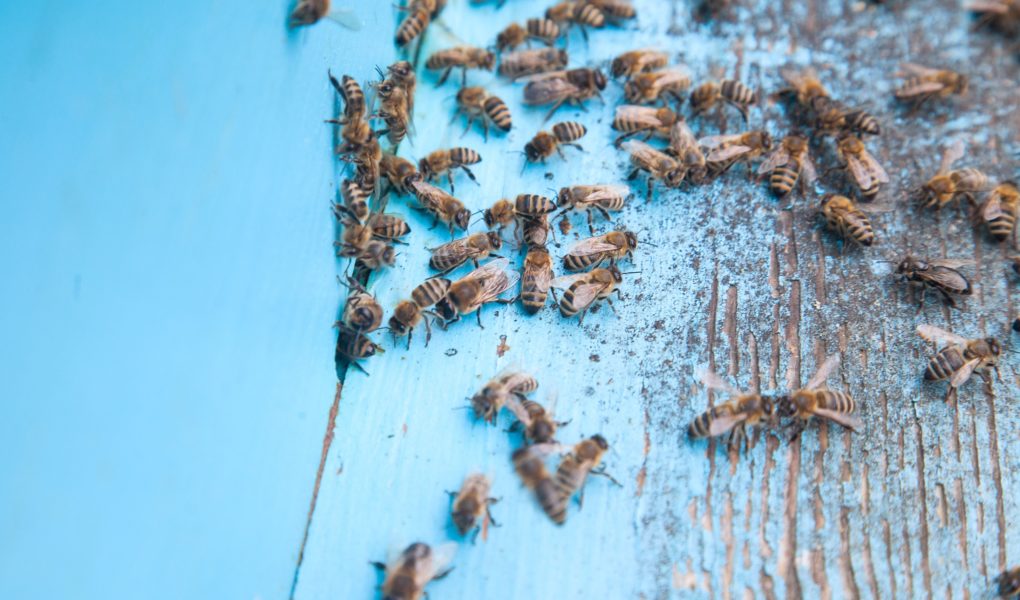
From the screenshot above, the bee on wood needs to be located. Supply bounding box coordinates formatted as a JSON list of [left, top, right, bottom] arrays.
[[388, 278, 451, 348], [354, 240, 397, 279], [777, 69, 851, 135], [914, 140, 989, 210], [757, 134, 817, 197], [556, 184, 630, 234], [409, 179, 471, 235], [997, 565, 1020, 598], [776, 354, 862, 440], [546, 1, 606, 40], [520, 246, 556, 314], [894, 255, 973, 309], [665, 121, 707, 185], [834, 133, 889, 200], [523, 68, 607, 121], [435, 258, 520, 327], [522, 215, 554, 247], [506, 391, 567, 444], [524, 122, 587, 164], [610, 49, 669, 80], [419, 147, 482, 193], [841, 107, 882, 136], [689, 79, 758, 124], [425, 46, 496, 87], [553, 435, 619, 509], [327, 70, 366, 124], [472, 369, 539, 423], [562, 229, 637, 271], [453, 87, 511, 139], [497, 48, 569, 81], [550, 265, 624, 324], [335, 325, 385, 375], [429, 232, 504, 275], [380, 153, 421, 197], [895, 64, 968, 111], [289, 0, 361, 29], [338, 179, 371, 223], [978, 181, 1019, 242], [819, 194, 886, 249], [623, 67, 692, 106], [917, 324, 1002, 402], [700, 130, 773, 179], [588, 0, 637, 21], [622, 139, 686, 197], [449, 473, 498, 540], [611, 105, 681, 146], [374, 80, 411, 146], [371, 542, 456, 600], [340, 277, 384, 333], [512, 443, 566, 524], [689, 367, 774, 452]]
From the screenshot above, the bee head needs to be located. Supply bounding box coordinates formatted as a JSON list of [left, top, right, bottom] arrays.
[[607, 264, 624, 283], [524, 141, 542, 162], [954, 74, 969, 95], [986, 338, 1002, 356], [387, 314, 409, 336], [593, 69, 608, 90], [590, 433, 609, 450], [624, 230, 638, 249], [487, 232, 503, 249], [455, 208, 471, 231], [481, 50, 496, 70], [388, 60, 413, 80]]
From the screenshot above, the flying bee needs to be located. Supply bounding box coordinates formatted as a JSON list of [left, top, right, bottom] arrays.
[[354, 240, 397, 279], [550, 265, 624, 324], [834, 133, 889, 200], [979, 181, 1019, 242], [425, 46, 496, 87], [895, 255, 973, 309], [556, 184, 629, 234], [335, 325, 385, 375], [453, 87, 511, 139], [380, 153, 421, 197], [756, 134, 817, 197], [622, 139, 686, 197], [337, 179, 371, 223], [419, 147, 482, 193], [520, 246, 555, 314], [700, 130, 773, 179], [409, 179, 471, 235], [562, 229, 637, 271], [917, 324, 1003, 402], [449, 473, 498, 539], [623, 67, 692, 106], [553, 435, 619, 509], [819, 194, 888, 249], [327, 70, 366, 124], [367, 212, 412, 242], [914, 140, 989, 210], [894, 63, 969, 111], [689, 79, 758, 123], [340, 277, 384, 333], [588, 0, 637, 21], [522, 215, 553, 247], [665, 120, 707, 185], [429, 232, 504, 274], [546, 1, 606, 39], [506, 394, 566, 444], [512, 443, 566, 525], [997, 565, 1020, 599], [372, 542, 456, 600], [611, 49, 669, 80], [523, 68, 607, 121], [611, 105, 681, 146], [688, 367, 774, 452], [524, 122, 587, 164], [435, 258, 520, 327], [373, 80, 410, 146], [472, 369, 539, 423], [776, 354, 862, 440], [497, 48, 569, 81]]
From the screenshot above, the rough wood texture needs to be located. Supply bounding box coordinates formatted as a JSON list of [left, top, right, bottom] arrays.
[[296, 0, 1020, 599]]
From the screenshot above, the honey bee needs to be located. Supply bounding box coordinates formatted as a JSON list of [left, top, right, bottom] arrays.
[[917, 324, 1002, 402], [553, 435, 619, 508], [340, 277, 384, 333], [327, 70, 366, 124], [611, 105, 681, 146], [522, 215, 554, 247], [409, 179, 471, 234], [497, 48, 569, 81], [524, 122, 588, 164], [757, 134, 817, 197], [689, 79, 758, 123], [700, 130, 773, 179], [387, 278, 451, 348], [914, 140, 989, 210], [419, 147, 482, 193], [550, 265, 624, 323], [335, 325, 385, 375], [666, 120, 707, 185], [338, 179, 370, 223], [819, 194, 885, 249], [366, 212, 411, 242], [841, 107, 882, 137], [546, 1, 606, 39], [979, 181, 1019, 242], [425, 46, 496, 87], [688, 367, 774, 452], [523, 68, 607, 121], [588, 0, 637, 21], [371, 542, 456, 600], [779, 68, 830, 107], [289, 0, 361, 28], [623, 67, 692, 106], [895, 255, 973, 309], [471, 369, 539, 423], [435, 258, 520, 327], [776, 354, 862, 439], [336, 215, 373, 258], [894, 64, 969, 111], [429, 232, 503, 274], [354, 240, 397, 279], [449, 473, 498, 539], [969, 1, 1020, 36], [380, 153, 421, 197], [521, 246, 555, 314], [395, 0, 439, 48], [512, 443, 566, 524], [382, 61, 417, 120], [483, 195, 557, 234], [562, 229, 637, 271], [611, 49, 669, 79], [834, 133, 889, 200], [374, 80, 410, 146], [496, 19, 561, 52], [351, 137, 383, 195], [622, 139, 686, 197], [454, 87, 511, 139], [556, 184, 629, 234], [510, 396, 566, 444], [997, 565, 1020, 598], [777, 69, 854, 135]]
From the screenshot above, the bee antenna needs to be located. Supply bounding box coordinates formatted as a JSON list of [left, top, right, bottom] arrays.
[[619, 270, 643, 275], [640, 240, 659, 247]]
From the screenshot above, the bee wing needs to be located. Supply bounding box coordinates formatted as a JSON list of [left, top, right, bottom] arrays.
[[563, 281, 607, 311], [805, 354, 840, 390], [695, 366, 740, 396], [549, 272, 590, 290], [780, 67, 816, 88], [523, 77, 579, 105], [422, 542, 458, 583], [430, 237, 472, 260], [649, 66, 691, 91], [478, 267, 520, 302], [950, 358, 981, 389], [699, 134, 745, 149], [982, 193, 1006, 221], [811, 408, 863, 432], [504, 394, 532, 426], [896, 80, 948, 98], [707, 410, 749, 437], [584, 184, 631, 204], [938, 139, 966, 174], [965, 1, 1009, 12], [622, 139, 666, 162], [845, 155, 876, 190], [756, 147, 792, 175], [916, 324, 969, 347], [615, 105, 666, 127], [458, 257, 511, 284], [669, 121, 698, 150], [927, 258, 974, 269], [409, 179, 448, 207], [801, 153, 818, 186], [568, 236, 620, 256], [707, 145, 752, 163], [899, 63, 943, 78]]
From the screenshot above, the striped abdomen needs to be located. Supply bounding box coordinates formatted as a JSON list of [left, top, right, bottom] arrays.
[[924, 347, 967, 381], [596, 0, 636, 19], [411, 277, 451, 308], [516, 194, 557, 217], [572, 3, 606, 26], [553, 121, 587, 143], [522, 216, 550, 247], [721, 79, 756, 106], [687, 405, 732, 438], [380, 110, 407, 145], [526, 18, 560, 43], [843, 109, 880, 135], [559, 279, 605, 316], [816, 390, 855, 414], [450, 147, 481, 166], [395, 9, 430, 46], [553, 457, 589, 506], [949, 168, 988, 192], [483, 96, 512, 131], [535, 478, 566, 524], [562, 251, 605, 271], [521, 275, 549, 314], [769, 157, 802, 197], [340, 76, 365, 121], [833, 207, 875, 246], [986, 198, 1018, 241]]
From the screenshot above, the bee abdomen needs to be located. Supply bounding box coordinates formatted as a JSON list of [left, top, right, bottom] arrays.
[[522, 216, 550, 246], [817, 391, 855, 413], [689, 82, 717, 110], [687, 409, 715, 438], [559, 285, 582, 316], [987, 204, 1017, 241], [429, 253, 465, 272], [520, 282, 549, 314], [845, 211, 875, 246], [924, 348, 966, 381], [526, 18, 560, 42], [535, 479, 567, 525], [844, 109, 881, 135], [562, 252, 599, 271], [450, 147, 482, 165], [411, 278, 451, 307], [395, 9, 429, 46], [553, 121, 587, 143], [516, 193, 557, 216], [721, 79, 756, 105], [573, 3, 606, 27], [483, 96, 512, 131], [600, 2, 636, 19], [769, 166, 799, 197]]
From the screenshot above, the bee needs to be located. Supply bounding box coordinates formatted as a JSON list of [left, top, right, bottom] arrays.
[[688, 367, 774, 452], [842, 107, 882, 136], [917, 324, 1002, 402], [340, 277, 384, 333], [777, 69, 853, 135], [327, 70, 366, 124], [611, 105, 681, 146], [453, 87, 511, 139], [521, 246, 556, 314], [689, 79, 758, 123], [371, 542, 456, 600], [776, 354, 862, 439], [435, 258, 520, 327], [409, 179, 471, 234], [497, 48, 569, 81], [666, 120, 707, 185], [496, 19, 561, 52], [522, 215, 553, 247], [969, 1, 1020, 36], [756, 134, 817, 197], [895, 255, 973, 309], [623, 67, 692, 106], [354, 240, 397, 279], [700, 130, 773, 179], [367, 212, 412, 242], [483, 194, 556, 233], [507, 393, 567, 444], [834, 133, 889, 200], [429, 232, 504, 274], [289, 0, 361, 28], [556, 184, 629, 234], [914, 140, 989, 210], [449, 473, 498, 539], [351, 137, 383, 196], [622, 139, 686, 197], [336, 215, 373, 258], [523, 68, 607, 121], [338, 179, 371, 223], [997, 565, 1020, 598], [425, 46, 496, 87], [553, 435, 619, 509], [419, 147, 482, 193], [611, 49, 669, 79], [524, 122, 588, 164], [333, 117, 374, 158], [380, 153, 421, 197], [472, 370, 539, 423], [550, 265, 624, 323], [383, 61, 417, 120], [495, 22, 527, 53], [482, 198, 516, 233], [374, 80, 410, 146], [819, 194, 883, 248], [562, 229, 637, 271], [588, 0, 637, 21], [512, 443, 566, 525], [894, 63, 969, 111], [1013, 255, 1020, 277], [335, 325, 385, 375], [546, 1, 606, 39], [388, 278, 451, 348], [779, 68, 830, 107], [979, 181, 1019, 242], [395, 0, 437, 48]]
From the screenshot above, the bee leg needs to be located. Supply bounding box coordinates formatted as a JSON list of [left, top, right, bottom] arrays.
[[433, 567, 455, 581], [486, 506, 501, 528], [627, 169, 640, 181], [461, 68, 467, 88], [549, 287, 559, 304], [543, 99, 567, 122], [481, 119, 489, 142], [944, 385, 957, 404], [460, 165, 479, 184], [348, 360, 370, 376], [786, 419, 806, 442], [475, 310, 484, 329], [447, 172, 456, 194], [436, 67, 453, 87], [605, 297, 618, 316], [460, 116, 474, 137], [591, 467, 622, 487], [556, 146, 567, 160], [370, 561, 387, 571], [470, 527, 480, 545], [586, 210, 595, 235], [647, 177, 654, 202], [406, 327, 414, 350], [612, 130, 638, 148]]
